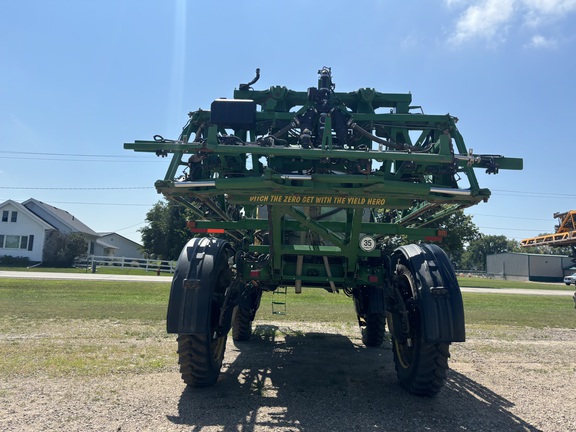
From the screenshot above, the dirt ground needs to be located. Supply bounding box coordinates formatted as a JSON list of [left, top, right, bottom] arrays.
[[1, 321, 575, 432]]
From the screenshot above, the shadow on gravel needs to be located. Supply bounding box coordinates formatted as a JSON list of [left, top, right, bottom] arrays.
[[167, 324, 540, 431]]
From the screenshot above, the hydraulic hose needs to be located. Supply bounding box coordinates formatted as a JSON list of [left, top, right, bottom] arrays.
[[272, 120, 297, 139], [349, 122, 433, 153]]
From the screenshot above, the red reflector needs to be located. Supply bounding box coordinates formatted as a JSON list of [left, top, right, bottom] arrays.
[[368, 275, 378, 283], [189, 228, 225, 234], [425, 236, 443, 242], [250, 270, 260, 278]]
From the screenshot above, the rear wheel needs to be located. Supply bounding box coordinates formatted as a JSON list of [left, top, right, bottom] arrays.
[[361, 313, 386, 347], [177, 242, 233, 387], [390, 264, 450, 396], [232, 286, 262, 341], [177, 333, 227, 387], [232, 306, 253, 341]]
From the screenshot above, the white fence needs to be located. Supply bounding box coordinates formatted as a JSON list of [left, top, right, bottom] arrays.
[[75, 255, 176, 273]]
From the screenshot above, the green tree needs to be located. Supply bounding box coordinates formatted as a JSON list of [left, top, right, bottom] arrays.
[[43, 231, 87, 267], [425, 209, 480, 268], [461, 234, 517, 271], [140, 199, 192, 260]]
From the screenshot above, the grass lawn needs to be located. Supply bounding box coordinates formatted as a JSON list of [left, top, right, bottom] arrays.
[[0, 279, 169, 321], [0, 278, 573, 378], [0, 278, 573, 328]]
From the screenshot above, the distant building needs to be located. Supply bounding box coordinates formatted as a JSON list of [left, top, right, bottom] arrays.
[[487, 252, 575, 282], [95, 232, 143, 258], [0, 200, 55, 262], [0, 199, 143, 263]]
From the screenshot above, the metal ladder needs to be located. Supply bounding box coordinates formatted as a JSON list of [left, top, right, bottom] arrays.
[[272, 285, 287, 315]]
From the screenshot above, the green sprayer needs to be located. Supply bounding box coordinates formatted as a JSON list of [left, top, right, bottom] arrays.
[[125, 68, 522, 395]]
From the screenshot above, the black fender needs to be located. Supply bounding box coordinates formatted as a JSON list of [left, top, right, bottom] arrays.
[[392, 243, 465, 343], [166, 237, 232, 334]]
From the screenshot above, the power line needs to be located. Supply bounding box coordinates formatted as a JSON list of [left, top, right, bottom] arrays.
[[0, 156, 157, 162], [114, 222, 147, 232], [0, 186, 152, 190], [3, 150, 146, 158], [0, 150, 163, 163], [492, 189, 576, 199], [40, 201, 153, 207], [477, 226, 551, 232], [469, 213, 552, 221]]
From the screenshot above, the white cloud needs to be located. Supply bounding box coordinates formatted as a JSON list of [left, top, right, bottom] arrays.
[[400, 33, 420, 49], [444, 0, 470, 6], [522, 0, 576, 26], [446, 0, 576, 46], [527, 34, 558, 48], [448, 0, 516, 44], [522, 0, 576, 14]]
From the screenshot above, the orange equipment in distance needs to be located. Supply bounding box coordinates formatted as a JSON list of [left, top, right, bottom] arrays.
[[520, 210, 576, 248]]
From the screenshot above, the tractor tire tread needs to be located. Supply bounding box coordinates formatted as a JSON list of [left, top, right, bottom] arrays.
[[232, 307, 253, 341], [395, 342, 450, 396], [361, 313, 386, 347], [177, 334, 220, 387]]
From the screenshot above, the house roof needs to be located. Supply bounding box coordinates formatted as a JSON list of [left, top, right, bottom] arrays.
[[98, 232, 143, 247], [96, 238, 119, 250], [22, 198, 99, 238], [0, 199, 55, 230]]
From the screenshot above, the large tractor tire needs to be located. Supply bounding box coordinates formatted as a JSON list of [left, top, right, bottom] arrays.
[[361, 313, 387, 347], [231, 306, 253, 341], [390, 263, 450, 396], [231, 286, 262, 342], [176, 239, 234, 387]]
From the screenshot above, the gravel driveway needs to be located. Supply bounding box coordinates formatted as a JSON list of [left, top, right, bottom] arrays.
[[1, 320, 575, 432]]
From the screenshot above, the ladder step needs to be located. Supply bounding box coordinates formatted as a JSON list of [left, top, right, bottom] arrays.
[[272, 286, 287, 315]]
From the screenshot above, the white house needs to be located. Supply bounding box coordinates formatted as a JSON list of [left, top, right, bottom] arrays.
[[95, 232, 144, 258], [0, 200, 54, 262], [0, 198, 144, 263]]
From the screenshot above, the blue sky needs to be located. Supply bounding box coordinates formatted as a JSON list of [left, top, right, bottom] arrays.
[[1, 0, 575, 244]]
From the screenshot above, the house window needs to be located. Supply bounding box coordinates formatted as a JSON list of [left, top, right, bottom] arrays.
[[4, 235, 21, 249], [0, 235, 29, 249], [1, 211, 8, 222], [11, 211, 18, 222]]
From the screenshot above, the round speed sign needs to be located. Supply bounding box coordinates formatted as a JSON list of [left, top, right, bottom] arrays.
[[359, 236, 376, 252]]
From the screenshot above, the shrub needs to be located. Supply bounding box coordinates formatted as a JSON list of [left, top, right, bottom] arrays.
[[0, 255, 31, 267], [43, 231, 87, 267]]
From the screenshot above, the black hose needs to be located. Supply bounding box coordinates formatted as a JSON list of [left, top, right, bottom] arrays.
[[313, 207, 345, 221], [272, 120, 297, 139], [239, 68, 261, 90], [349, 122, 433, 152]]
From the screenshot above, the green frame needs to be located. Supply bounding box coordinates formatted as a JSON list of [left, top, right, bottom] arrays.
[[125, 68, 522, 288]]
